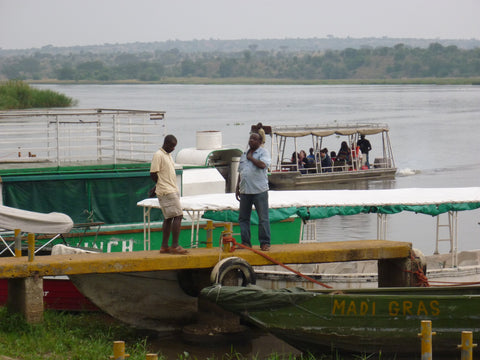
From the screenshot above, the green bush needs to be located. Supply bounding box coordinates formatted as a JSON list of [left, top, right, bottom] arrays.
[[0, 80, 74, 109]]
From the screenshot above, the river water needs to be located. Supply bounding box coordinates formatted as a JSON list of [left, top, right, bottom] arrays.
[[36, 84, 480, 358]]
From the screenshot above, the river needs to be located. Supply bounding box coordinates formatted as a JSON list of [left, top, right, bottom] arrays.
[[36, 83, 480, 358]]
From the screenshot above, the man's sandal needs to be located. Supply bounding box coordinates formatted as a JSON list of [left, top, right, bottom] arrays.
[[170, 246, 188, 255], [160, 246, 170, 254]]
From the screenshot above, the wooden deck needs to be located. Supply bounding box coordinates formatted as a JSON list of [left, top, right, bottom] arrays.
[[0, 240, 412, 278]]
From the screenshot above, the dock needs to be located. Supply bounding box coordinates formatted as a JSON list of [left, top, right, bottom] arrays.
[[0, 240, 414, 323]]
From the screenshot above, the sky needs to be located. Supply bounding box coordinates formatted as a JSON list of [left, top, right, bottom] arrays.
[[1, 0, 479, 50]]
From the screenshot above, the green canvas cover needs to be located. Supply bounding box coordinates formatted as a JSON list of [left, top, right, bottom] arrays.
[[1, 167, 163, 225]]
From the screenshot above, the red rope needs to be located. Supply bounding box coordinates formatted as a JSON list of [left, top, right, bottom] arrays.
[[403, 253, 430, 287], [222, 236, 333, 289], [407, 254, 480, 287]]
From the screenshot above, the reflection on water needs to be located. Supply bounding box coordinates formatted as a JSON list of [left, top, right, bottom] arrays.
[[148, 327, 301, 359]]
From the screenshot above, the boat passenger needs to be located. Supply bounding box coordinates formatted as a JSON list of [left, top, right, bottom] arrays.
[[335, 141, 351, 171], [298, 150, 309, 173], [330, 151, 336, 163], [290, 151, 299, 171], [320, 148, 332, 172], [357, 134, 372, 169], [255, 122, 266, 147], [306, 148, 316, 171]]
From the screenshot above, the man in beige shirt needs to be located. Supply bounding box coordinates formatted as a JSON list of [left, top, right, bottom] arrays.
[[150, 134, 187, 255]]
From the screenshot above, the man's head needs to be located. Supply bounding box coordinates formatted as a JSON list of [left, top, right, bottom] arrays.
[[248, 133, 262, 150], [163, 134, 177, 154]]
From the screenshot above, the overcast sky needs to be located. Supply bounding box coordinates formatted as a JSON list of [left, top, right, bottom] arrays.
[[1, 0, 479, 50]]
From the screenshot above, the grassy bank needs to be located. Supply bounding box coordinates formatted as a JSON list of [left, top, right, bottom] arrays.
[[28, 77, 480, 86], [0, 309, 149, 360], [0, 309, 327, 360], [0, 80, 75, 110]]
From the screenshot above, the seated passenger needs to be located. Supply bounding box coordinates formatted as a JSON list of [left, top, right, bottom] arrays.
[[305, 148, 316, 170], [320, 148, 332, 172], [335, 141, 351, 171], [290, 151, 300, 171], [298, 150, 309, 174], [330, 151, 337, 163]]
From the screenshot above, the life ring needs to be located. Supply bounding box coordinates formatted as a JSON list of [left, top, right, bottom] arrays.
[[210, 257, 256, 286]]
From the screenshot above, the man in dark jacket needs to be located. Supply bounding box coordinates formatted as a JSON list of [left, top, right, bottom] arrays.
[[357, 134, 372, 169]]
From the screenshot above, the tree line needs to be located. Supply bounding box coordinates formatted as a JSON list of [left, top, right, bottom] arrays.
[[1, 43, 480, 82]]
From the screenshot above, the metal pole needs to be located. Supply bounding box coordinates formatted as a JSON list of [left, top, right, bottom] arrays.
[[27, 233, 35, 262], [205, 220, 214, 248], [418, 320, 435, 360], [222, 223, 233, 252], [457, 331, 477, 360], [112, 341, 129, 360], [14, 229, 22, 257]]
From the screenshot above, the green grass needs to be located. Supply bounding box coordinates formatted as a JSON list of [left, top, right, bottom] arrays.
[[0, 308, 149, 360], [0, 80, 75, 110], [0, 308, 387, 360]]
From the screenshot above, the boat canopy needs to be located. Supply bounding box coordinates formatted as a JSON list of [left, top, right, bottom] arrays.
[[137, 187, 480, 223], [266, 123, 396, 175], [271, 124, 389, 138], [0, 205, 74, 233]]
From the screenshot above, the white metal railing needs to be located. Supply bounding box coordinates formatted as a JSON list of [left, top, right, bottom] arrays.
[[0, 109, 166, 165]]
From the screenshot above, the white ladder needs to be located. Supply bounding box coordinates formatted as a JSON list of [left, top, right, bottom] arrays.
[[435, 211, 458, 267], [300, 220, 317, 243]]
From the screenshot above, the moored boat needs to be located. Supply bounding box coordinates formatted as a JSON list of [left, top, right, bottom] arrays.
[[0, 204, 98, 310], [262, 123, 396, 190], [64, 187, 480, 333], [200, 284, 480, 355], [1, 109, 299, 253]]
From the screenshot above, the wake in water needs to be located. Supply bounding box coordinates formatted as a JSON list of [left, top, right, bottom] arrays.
[[406, 162, 480, 177], [396, 168, 420, 176]]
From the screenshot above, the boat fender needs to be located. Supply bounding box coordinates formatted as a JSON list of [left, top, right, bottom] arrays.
[[210, 257, 256, 286]]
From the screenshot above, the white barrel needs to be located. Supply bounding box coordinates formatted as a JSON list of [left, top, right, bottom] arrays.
[[196, 131, 222, 150]]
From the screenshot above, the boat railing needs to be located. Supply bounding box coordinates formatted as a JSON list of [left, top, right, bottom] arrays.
[[0, 109, 166, 166]]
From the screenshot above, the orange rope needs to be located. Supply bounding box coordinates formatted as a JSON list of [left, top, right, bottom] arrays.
[[407, 254, 480, 287], [222, 236, 333, 289], [403, 253, 430, 287]]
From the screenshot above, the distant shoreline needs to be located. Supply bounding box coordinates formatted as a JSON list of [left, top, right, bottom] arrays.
[[27, 77, 480, 86]]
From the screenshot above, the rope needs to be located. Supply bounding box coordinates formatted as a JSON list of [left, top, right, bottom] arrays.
[[222, 235, 333, 289], [427, 280, 480, 287], [402, 253, 430, 287], [407, 254, 480, 287]]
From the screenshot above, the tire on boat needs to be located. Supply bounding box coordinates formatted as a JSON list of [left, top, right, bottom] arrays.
[[210, 257, 256, 286]]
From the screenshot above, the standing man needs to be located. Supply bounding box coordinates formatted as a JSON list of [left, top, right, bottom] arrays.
[[256, 122, 266, 146], [150, 134, 188, 255], [357, 134, 372, 169], [235, 132, 271, 251]]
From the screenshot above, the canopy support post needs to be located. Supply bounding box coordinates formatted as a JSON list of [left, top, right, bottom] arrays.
[[377, 213, 387, 240], [143, 206, 151, 251]]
